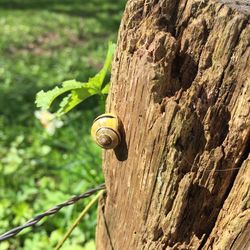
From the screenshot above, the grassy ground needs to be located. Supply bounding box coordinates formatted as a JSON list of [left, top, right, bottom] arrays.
[[0, 1, 125, 249]]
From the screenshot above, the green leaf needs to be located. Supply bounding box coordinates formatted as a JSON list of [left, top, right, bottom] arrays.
[[35, 80, 83, 110], [57, 87, 92, 115], [89, 41, 115, 91], [35, 42, 115, 114], [101, 82, 110, 94]]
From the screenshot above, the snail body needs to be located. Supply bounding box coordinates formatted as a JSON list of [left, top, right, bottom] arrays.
[[91, 113, 121, 149]]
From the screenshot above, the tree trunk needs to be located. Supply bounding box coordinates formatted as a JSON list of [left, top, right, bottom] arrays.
[[96, 0, 250, 249]]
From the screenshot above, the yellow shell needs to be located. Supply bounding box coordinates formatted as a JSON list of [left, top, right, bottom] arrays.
[[91, 113, 121, 149]]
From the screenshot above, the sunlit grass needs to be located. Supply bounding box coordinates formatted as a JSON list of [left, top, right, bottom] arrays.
[[0, 0, 125, 249]]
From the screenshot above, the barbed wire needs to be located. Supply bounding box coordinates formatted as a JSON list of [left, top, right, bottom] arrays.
[[0, 183, 105, 242], [0, 157, 241, 243]]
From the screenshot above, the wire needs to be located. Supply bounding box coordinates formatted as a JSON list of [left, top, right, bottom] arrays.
[[0, 183, 105, 242]]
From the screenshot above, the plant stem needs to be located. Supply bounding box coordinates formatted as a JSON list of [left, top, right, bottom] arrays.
[[54, 190, 104, 250]]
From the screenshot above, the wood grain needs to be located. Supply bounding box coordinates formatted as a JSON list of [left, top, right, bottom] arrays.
[[96, 0, 250, 249]]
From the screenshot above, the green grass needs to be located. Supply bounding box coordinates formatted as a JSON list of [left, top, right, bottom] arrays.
[[0, 1, 125, 249]]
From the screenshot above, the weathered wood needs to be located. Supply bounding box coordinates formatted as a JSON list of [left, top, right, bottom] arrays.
[[203, 157, 250, 249], [96, 0, 250, 249]]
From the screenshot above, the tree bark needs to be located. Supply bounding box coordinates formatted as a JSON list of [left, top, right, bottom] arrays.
[[96, 0, 250, 249]]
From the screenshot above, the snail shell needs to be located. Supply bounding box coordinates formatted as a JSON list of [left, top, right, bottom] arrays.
[[91, 113, 121, 149]]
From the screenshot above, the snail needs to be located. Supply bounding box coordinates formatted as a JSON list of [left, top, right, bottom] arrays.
[[91, 113, 121, 149]]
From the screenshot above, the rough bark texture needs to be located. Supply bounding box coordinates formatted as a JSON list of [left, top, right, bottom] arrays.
[[96, 0, 250, 249]]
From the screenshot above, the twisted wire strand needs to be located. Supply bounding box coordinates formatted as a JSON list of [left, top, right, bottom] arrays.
[[0, 183, 105, 242]]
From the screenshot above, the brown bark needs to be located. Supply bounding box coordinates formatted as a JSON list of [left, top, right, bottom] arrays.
[[96, 0, 250, 249]]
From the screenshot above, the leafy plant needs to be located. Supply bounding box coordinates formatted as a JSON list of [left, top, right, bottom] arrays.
[[35, 42, 115, 116], [32, 42, 115, 248]]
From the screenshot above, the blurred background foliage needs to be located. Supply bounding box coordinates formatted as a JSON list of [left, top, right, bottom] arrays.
[[0, 0, 125, 249]]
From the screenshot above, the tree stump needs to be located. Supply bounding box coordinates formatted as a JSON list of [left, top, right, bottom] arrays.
[[96, 0, 250, 249]]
